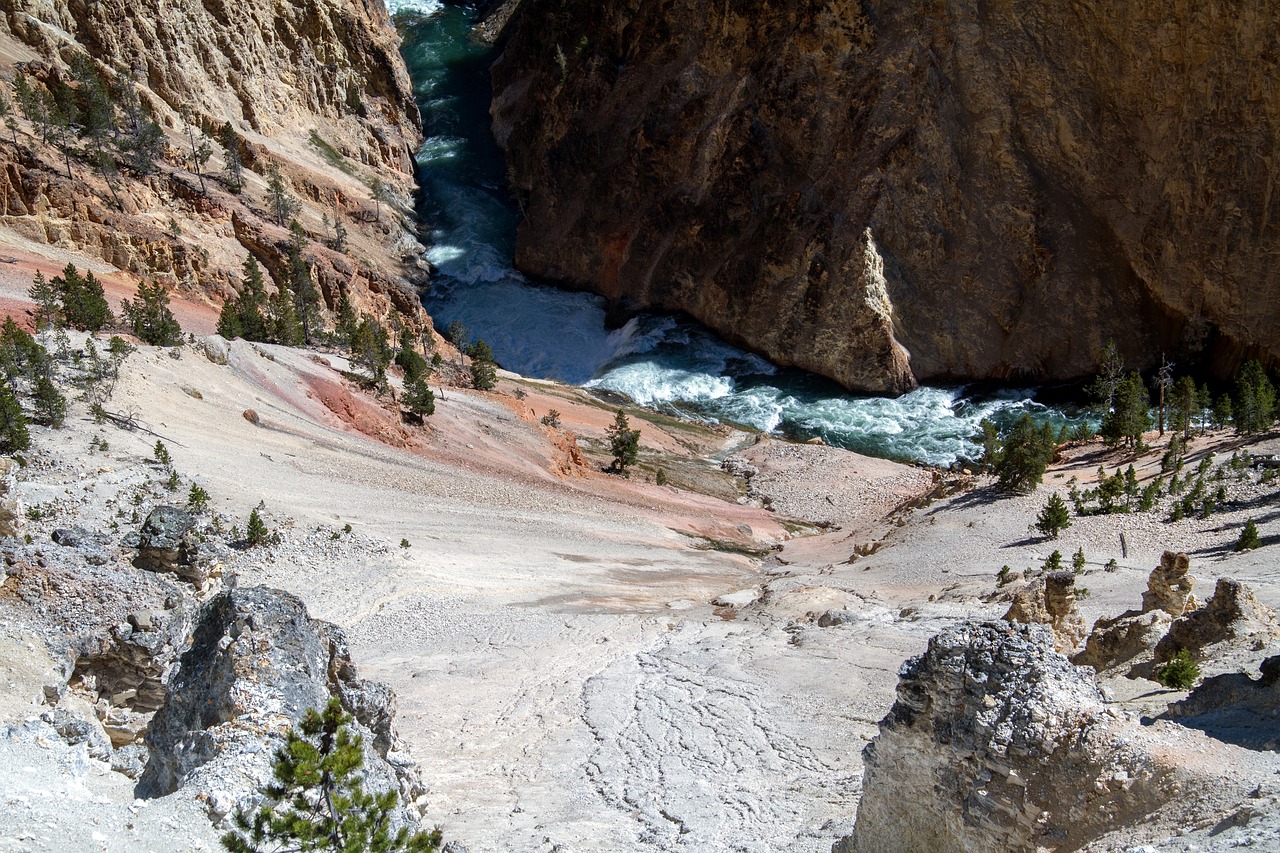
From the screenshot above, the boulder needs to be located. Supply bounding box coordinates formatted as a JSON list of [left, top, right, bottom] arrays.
[[1002, 571, 1087, 653], [137, 586, 427, 827], [131, 506, 206, 585], [199, 335, 230, 365], [837, 621, 1174, 853]]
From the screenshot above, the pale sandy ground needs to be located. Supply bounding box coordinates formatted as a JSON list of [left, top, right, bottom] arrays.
[[0, 259, 1278, 852]]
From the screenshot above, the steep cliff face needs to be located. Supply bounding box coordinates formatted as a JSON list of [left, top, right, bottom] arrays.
[[491, 0, 1280, 392], [0, 0, 429, 333]]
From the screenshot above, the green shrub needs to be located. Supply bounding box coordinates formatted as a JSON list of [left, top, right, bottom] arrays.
[[1034, 492, 1071, 539], [221, 698, 442, 853], [187, 483, 210, 513], [122, 281, 183, 346], [246, 508, 269, 547], [1156, 650, 1200, 690], [0, 380, 30, 452], [1235, 518, 1262, 552]]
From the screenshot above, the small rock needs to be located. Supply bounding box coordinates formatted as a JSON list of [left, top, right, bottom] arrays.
[[243, 409, 261, 426], [51, 528, 84, 547]]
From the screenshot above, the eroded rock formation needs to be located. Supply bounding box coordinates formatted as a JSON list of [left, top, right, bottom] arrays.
[[1002, 570, 1087, 654], [491, 0, 1280, 391], [138, 585, 426, 823], [839, 622, 1174, 853], [1154, 578, 1280, 677], [1075, 551, 1195, 673], [0, 0, 430, 339]]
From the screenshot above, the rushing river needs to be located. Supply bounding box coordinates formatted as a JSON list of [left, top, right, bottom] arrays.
[[393, 0, 1086, 466]]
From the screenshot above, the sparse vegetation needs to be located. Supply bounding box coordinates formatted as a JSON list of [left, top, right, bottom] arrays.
[[1235, 518, 1262, 552], [246, 508, 270, 547], [187, 483, 211, 513], [540, 410, 561, 428], [221, 699, 442, 853], [606, 409, 640, 475], [121, 280, 183, 346], [1034, 492, 1071, 539], [1156, 650, 1200, 690]]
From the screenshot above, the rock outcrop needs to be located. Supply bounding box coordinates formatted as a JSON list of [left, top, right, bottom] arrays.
[[1002, 571, 1087, 654], [0, 0, 431, 341], [1075, 551, 1195, 674], [129, 506, 206, 585], [839, 622, 1174, 853], [138, 585, 426, 824], [1154, 578, 1280, 677], [491, 0, 1280, 392]]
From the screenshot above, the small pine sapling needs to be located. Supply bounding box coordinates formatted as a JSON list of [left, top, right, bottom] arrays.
[[246, 508, 269, 546], [153, 440, 172, 467], [1235, 518, 1262, 552], [1072, 547, 1086, 574], [605, 409, 640, 475], [1034, 492, 1071, 539], [187, 483, 210, 513], [1156, 650, 1200, 690]]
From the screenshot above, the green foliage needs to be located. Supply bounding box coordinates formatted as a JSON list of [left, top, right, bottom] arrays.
[[219, 257, 272, 343], [153, 440, 172, 467], [1168, 375, 1199, 437], [1156, 650, 1200, 690], [402, 376, 435, 418], [1086, 339, 1125, 415], [1100, 372, 1151, 448], [32, 374, 66, 427], [1042, 549, 1063, 573], [444, 320, 468, 349], [984, 414, 1056, 493], [540, 410, 561, 428], [52, 264, 113, 332], [246, 508, 269, 547], [1235, 518, 1262, 552], [996, 565, 1014, 587], [1212, 394, 1233, 429], [266, 163, 301, 227], [187, 483, 211, 513], [222, 698, 442, 853], [468, 339, 497, 391], [218, 122, 244, 193], [606, 409, 640, 474], [655, 468, 668, 486], [394, 330, 429, 383], [400, 538, 410, 548], [1034, 492, 1071, 539], [334, 292, 360, 348], [165, 470, 181, 491], [1072, 547, 1086, 574], [287, 221, 319, 345], [122, 281, 183, 345], [1232, 360, 1276, 434], [0, 316, 48, 381], [0, 380, 30, 452], [29, 271, 60, 330], [351, 318, 392, 387]]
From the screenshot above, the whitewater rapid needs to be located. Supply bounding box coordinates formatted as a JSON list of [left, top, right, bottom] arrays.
[[393, 0, 1084, 466]]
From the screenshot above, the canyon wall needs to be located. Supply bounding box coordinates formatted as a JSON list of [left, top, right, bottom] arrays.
[[0, 0, 429, 332], [491, 0, 1280, 393]]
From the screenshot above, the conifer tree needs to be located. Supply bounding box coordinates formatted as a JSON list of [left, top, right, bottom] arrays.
[[606, 409, 641, 474], [1232, 360, 1276, 435], [116, 71, 164, 174], [218, 122, 244, 193], [468, 339, 497, 391], [28, 270, 60, 329], [53, 264, 113, 332], [351, 317, 391, 387], [333, 290, 359, 347], [402, 376, 435, 419], [32, 374, 66, 427], [1034, 492, 1071, 539], [0, 87, 18, 146], [287, 221, 319, 344], [991, 413, 1056, 493], [181, 110, 212, 194], [1087, 339, 1125, 415], [221, 698, 441, 853], [394, 329, 430, 383], [218, 256, 271, 342], [266, 164, 301, 227], [1101, 372, 1151, 448], [1168, 375, 1199, 438], [122, 281, 182, 345], [1234, 518, 1262, 552], [0, 379, 30, 452], [246, 508, 269, 547]]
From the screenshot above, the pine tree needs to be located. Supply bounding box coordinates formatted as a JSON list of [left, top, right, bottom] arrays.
[[219, 257, 270, 342], [0, 86, 18, 146], [116, 71, 164, 174], [12, 72, 44, 139], [266, 163, 301, 227], [0, 380, 30, 452], [221, 698, 442, 853], [1034, 492, 1071, 539], [1234, 518, 1262, 552], [246, 508, 269, 547], [122, 281, 182, 345], [28, 270, 61, 329], [606, 409, 640, 474], [287, 221, 319, 344], [351, 317, 391, 387], [1168, 375, 1199, 438], [992, 413, 1056, 493], [1101, 372, 1151, 448], [333, 290, 359, 347], [468, 339, 497, 391], [1086, 339, 1125, 415], [402, 376, 435, 419], [52, 264, 113, 332], [218, 122, 244, 193], [394, 329, 430, 383], [1072, 547, 1086, 573], [32, 374, 66, 427], [1232, 360, 1276, 434], [182, 111, 211, 194]]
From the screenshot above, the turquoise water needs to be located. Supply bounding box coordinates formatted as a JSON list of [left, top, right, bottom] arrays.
[[394, 0, 1086, 465]]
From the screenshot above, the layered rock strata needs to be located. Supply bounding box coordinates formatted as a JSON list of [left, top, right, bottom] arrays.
[[491, 0, 1280, 392], [0, 0, 430, 338]]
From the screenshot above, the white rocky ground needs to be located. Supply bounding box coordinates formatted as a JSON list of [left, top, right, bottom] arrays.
[[0, 310, 1278, 852]]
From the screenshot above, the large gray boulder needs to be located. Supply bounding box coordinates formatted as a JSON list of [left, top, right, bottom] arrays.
[[838, 621, 1175, 853], [131, 506, 206, 585], [137, 586, 426, 825]]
